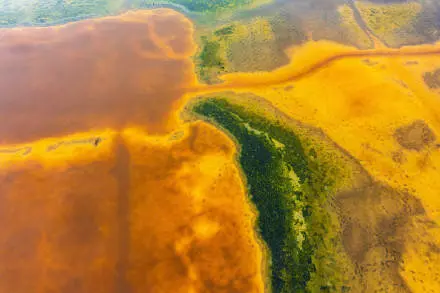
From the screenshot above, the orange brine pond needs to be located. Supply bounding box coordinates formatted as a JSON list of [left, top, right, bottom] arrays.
[[0, 10, 265, 293], [0, 9, 196, 145]]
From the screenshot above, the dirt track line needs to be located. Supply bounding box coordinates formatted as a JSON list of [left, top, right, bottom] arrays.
[[113, 135, 131, 293], [189, 49, 440, 92]]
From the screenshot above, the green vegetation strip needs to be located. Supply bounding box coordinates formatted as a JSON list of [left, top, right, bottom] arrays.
[[193, 98, 353, 293], [0, 0, 117, 26], [0, 0, 257, 27]]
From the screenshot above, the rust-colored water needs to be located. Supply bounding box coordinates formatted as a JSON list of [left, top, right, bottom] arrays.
[[0, 9, 196, 145], [0, 123, 265, 293], [0, 10, 264, 293]]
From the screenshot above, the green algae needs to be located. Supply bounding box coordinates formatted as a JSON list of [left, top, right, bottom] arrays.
[[193, 97, 356, 293]]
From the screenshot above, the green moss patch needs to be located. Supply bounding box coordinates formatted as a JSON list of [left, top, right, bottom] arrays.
[[195, 18, 289, 84]]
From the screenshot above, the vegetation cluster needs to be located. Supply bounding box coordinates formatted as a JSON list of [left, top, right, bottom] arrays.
[[194, 98, 356, 293]]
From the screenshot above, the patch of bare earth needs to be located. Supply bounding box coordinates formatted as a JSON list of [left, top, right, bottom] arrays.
[[423, 68, 440, 89], [394, 120, 436, 151], [336, 169, 429, 292]]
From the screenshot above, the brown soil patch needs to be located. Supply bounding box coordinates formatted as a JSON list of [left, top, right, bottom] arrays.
[[394, 120, 436, 151], [423, 68, 440, 89], [336, 173, 425, 292], [391, 150, 407, 164], [0, 9, 196, 145]]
